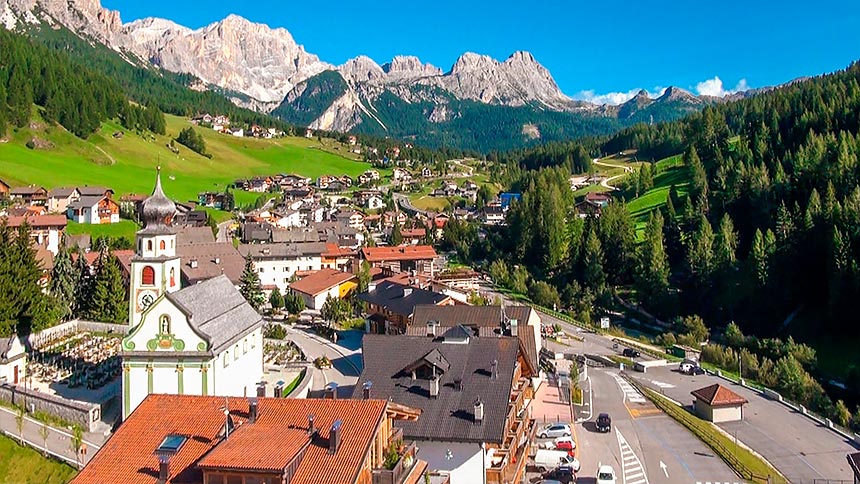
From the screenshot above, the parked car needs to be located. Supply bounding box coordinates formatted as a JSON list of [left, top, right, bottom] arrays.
[[554, 436, 576, 451], [679, 360, 704, 374], [596, 413, 612, 433], [690, 365, 706, 375], [538, 423, 572, 439], [542, 465, 576, 484], [534, 449, 580, 473], [622, 348, 640, 358], [596, 464, 617, 484]]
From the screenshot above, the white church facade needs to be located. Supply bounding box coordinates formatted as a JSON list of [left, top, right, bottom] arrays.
[[121, 170, 264, 419]]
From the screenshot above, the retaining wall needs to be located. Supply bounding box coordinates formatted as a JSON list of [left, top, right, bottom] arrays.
[[0, 384, 100, 432]]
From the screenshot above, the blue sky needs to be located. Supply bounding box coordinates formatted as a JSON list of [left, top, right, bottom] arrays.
[[103, 0, 859, 104]]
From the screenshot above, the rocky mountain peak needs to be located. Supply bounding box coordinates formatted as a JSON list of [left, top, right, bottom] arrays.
[[659, 86, 699, 103], [382, 56, 442, 80], [2, 0, 122, 42], [450, 52, 499, 74], [339, 56, 385, 83]]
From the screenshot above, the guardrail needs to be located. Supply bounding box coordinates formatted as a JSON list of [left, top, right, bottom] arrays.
[[621, 373, 774, 484]]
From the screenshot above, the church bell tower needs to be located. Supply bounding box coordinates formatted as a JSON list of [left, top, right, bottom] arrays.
[[129, 167, 181, 327]]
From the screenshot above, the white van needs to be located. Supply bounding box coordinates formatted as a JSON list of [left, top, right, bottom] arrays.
[[534, 449, 580, 472]]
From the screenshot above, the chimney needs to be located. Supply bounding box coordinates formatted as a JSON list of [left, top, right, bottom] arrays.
[[474, 397, 484, 424], [509, 318, 518, 337], [429, 377, 439, 399], [324, 382, 338, 399], [368, 281, 377, 292], [362, 380, 373, 400], [189, 258, 198, 269], [403, 288, 413, 298], [308, 414, 317, 436], [248, 397, 258, 424], [329, 420, 343, 454], [427, 321, 438, 337], [214, 256, 221, 264], [158, 455, 170, 482], [256, 382, 266, 397]]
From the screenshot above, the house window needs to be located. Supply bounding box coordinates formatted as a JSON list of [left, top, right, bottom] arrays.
[[159, 240, 166, 251], [234, 345, 239, 360], [142, 266, 155, 286], [251, 334, 256, 349], [259, 267, 265, 273], [243, 339, 248, 354], [223, 353, 229, 368], [159, 315, 171, 335], [171, 240, 174, 249]]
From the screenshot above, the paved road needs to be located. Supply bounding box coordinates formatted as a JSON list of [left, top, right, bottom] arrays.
[[393, 192, 430, 217], [284, 325, 362, 398], [569, 367, 741, 484], [215, 220, 233, 243], [592, 158, 634, 191], [629, 366, 859, 483]]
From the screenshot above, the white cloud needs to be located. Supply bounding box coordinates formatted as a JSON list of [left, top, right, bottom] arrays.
[[572, 87, 667, 106], [695, 76, 750, 97]]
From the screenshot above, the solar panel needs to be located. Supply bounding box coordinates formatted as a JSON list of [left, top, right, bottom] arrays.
[[156, 434, 187, 454]]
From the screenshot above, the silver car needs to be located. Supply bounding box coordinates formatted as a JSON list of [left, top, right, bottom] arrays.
[[538, 423, 571, 439]]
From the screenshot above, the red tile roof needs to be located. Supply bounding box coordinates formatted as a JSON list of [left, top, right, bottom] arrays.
[[4, 214, 68, 228], [361, 245, 437, 262], [691, 384, 748, 407], [400, 228, 426, 238], [73, 395, 390, 484], [322, 242, 356, 258], [290, 268, 356, 296]]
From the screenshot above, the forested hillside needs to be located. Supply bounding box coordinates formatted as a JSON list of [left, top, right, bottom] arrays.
[[445, 61, 860, 426]]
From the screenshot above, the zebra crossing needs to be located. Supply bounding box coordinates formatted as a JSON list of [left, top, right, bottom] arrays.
[[612, 373, 647, 403], [616, 429, 649, 484]]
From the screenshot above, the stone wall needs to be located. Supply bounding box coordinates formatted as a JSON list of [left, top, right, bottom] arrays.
[[0, 383, 100, 432], [29, 319, 129, 349]]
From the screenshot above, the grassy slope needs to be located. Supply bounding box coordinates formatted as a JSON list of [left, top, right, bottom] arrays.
[[626, 155, 688, 236], [65, 220, 139, 241], [0, 113, 380, 205], [0, 434, 77, 484]]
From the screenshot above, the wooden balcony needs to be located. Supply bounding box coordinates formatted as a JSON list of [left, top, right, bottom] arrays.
[[372, 441, 419, 484]]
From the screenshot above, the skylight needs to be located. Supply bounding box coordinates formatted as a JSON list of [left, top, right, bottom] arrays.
[[156, 434, 187, 455]]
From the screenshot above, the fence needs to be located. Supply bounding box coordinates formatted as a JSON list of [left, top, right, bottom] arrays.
[[621, 373, 773, 484]]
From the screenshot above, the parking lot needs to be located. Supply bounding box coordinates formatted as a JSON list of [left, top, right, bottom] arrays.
[[629, 365, 859, 482]]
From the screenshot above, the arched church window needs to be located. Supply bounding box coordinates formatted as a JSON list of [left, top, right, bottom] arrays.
[[159, 240, 166, 251], [142, 266, 155, 286], [159, 315, 171, 335], [170, 268, 175, 287], [147, 240, 153, 251]]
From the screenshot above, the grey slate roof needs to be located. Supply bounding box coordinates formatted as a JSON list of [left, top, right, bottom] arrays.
[[48, 187, 79, 198], [77, 186, 112, 196], [177, 242, 245, 285], [166, 275, 263, 354], [68, 195, 106, 210], [64, 233, 91, 251], [353, 334, 519, 444], [411, 305, 540, 371], [357, 281, 449, 318], [238, 242, 328, 259], [272, 228, 320, 244], [177, 226, 216, 246]]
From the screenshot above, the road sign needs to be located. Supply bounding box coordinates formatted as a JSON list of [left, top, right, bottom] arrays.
[[600, 317, 610, 329]]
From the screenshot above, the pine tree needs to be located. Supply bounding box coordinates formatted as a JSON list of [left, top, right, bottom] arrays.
[[50, 243, 77, 320], [750, 228, 768, 288], [685, 146, 709, 214], [715, 213, 738, 270], [73, 246, 94, 318], [240, 255, 265, 310], [87, 248, 127, 324], [0, 222, 52, 335], [686, 214, 715, 285], [269, 287, 284, 312], [583, 228, 606, 294], [391, 220, 403, 246], [635, 211, 670, 311]]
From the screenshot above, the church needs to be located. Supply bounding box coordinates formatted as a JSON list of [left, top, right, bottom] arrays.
[[121, 169, 264, 419]]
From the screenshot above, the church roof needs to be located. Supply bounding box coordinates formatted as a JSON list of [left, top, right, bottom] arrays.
[[138, 169, 178, 236], [167, 275, 263, 354]]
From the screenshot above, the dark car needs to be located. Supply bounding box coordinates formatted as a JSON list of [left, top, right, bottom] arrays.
[[622, 348, 640, 358], [690, 365, 706, 375], [543, 465, 576, 484], [596, 413, 611, 433]]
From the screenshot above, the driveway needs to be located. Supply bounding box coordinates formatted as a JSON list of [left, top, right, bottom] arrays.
[[628, 366, 858, 482]]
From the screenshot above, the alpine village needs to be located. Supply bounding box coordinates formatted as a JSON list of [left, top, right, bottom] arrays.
[[0, 1, 859, 484]]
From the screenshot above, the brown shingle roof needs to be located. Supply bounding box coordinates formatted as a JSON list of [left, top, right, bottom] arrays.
[[4, 214, 68, 228], [691, 384, 748, 407], [290, 268, 355, 297], [361, 245, 437, 262], [72, 395, 390, 484]]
